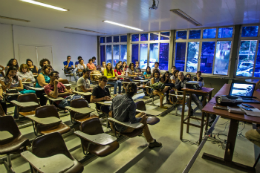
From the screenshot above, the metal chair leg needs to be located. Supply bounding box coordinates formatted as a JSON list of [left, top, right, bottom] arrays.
[[253, 153, 260, 168]]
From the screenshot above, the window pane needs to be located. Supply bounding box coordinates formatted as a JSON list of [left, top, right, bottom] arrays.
[[106, 37, 112, 43], [113, 45, 120, 68], [189, 30, 201, 39], [113, 36, 119, 43], [255, 41, 260, 77], [242, 26, 259, 37], [150, 33, 159, 41], [161, 32, 170, 40], [132, 44, 139, 64], [100, 45, 105, 64], [132, 34, 139, 41], [218, 27, 233, 38], [203, 28, 216, 39], [213, 41, 232, 75], [200, 42, 215, 74], [159, 43, 169, 70], [186, 42, 200, 73], [236, 40, 257, 77], [141, 33, 148, 41], [106, 45, 112, 65], [140, 44, 148, 69], [176, 31, 187, 39], [149, 43, 159, 68], [120, 45, 127, 63], [120, 35, 127, 42], [175, 43, 186, 71], [100, 37, 105, 43]]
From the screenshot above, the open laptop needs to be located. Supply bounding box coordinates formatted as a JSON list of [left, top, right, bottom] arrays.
[[229, 82, 260, 103]]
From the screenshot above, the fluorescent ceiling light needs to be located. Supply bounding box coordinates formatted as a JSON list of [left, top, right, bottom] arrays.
[[170, 9, 202, 26], [103, 20, 143, 31], [64, 27, 106, 34], [0, 15, 30, 22], [20, 0, 68, 11]]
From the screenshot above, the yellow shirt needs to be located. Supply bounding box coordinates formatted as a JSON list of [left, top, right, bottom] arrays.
[[104, 69, 115, 78]]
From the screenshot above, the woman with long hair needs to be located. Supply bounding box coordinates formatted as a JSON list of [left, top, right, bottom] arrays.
[[143, 66, 152, 79], [171, 70, 179, 84], [122, 62, 127, 72], [103, 63, 122, 94], [5, 59, 19, 75], [114, 62, 124, 77], [18, 64, 35, 86], [126, 63, 137, 78], [26, 59, 38, 75]]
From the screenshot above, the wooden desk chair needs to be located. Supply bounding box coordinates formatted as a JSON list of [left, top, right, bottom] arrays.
[[69, 98, 96, 124], [16, 94, 40, 117], [0, 116, 31, 172], [58, 79, 71, 90], [0, 104, 6, 116], [75, 117, 119, 156], [33, 105, 71, 136], [169, 89, 189, 116], [28, 132, 84, 173]]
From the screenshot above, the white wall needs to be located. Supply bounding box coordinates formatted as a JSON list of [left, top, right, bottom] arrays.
[[0, 23, 97, 79]]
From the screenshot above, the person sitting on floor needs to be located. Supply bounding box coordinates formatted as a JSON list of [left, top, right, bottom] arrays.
[[44, 71, 73, 109], [104, 63, 122, 95], [150, 70, 169, 109], [77, 69, 93, 92], [245, 124, 260, 148], [91, 76, 111, 114], [175, 72, 203, 115], [109, 82, 162, 149], [17, 64, 35, 86]]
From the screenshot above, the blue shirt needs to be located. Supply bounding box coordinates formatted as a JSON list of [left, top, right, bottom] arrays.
[[63, 61, 73, 67], [75, 61, 80, 66], [35, 73, 50, 88]]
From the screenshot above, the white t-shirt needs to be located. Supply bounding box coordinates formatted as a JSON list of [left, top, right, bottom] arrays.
[[126, 68, 134, 76], [151, 67, 160, 74], [77, 77, 90, 92], [77, 64, 86, 70], [170, 75, 176, 81]]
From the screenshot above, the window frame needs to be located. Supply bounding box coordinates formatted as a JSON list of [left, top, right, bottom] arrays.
[[174, 26, 235, 77], [99, 35, 128, 67], [235, 24, 260, 79], [130, 31, 170, 70]]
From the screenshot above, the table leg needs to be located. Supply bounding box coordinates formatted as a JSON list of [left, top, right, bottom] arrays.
[[199, 111, 205, 144], [180, 91, 186, 141], [205, 113, 209, 132], [202, 119, 255, 172], [186, 93, 192, 133]]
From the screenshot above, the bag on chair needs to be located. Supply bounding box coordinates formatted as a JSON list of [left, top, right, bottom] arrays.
[[150, 81, 165, 90]]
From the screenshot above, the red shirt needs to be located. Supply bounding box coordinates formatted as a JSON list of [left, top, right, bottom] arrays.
[[87, 63, 96, 70], [44, 82, 66, 105], [114, 69, 123, 79]]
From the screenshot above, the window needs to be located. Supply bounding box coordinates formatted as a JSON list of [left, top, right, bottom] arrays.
[[131, 32, 170, 70], [200, 42, 215, 73], [132, 34, 139, 41], [175, 43, 186, 71], [189, 30, 201, 39], [100, 35, 128, 66], [213, 41, 231, 75], [241, 26, 259, 37], [121, 35, 127, 42], [218, 27, 233, 38], [203, 28, 216, 39], [113, 36, 119, 43], [141, 34, 148, 41], [186, 42, 200, 72], [176, 31, 187, 39], [140, 44, 148, 69], [106, 37, 112, 43], [255, 41, 260, 77]]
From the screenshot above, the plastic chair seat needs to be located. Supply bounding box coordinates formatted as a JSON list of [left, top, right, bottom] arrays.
[[121, 128, 143, 138], [88, 141, 119, 157], [38, 123, 70, 135], [19, 111, 35, 117], [0, 135, 30, 155]]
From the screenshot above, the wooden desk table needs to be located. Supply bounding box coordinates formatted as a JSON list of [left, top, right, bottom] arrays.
[[27, 86, 44, 91], [180, 87, 214, 144], [65, 106, 95, 114], [201, 84, 260, 172], [28, 116, 61, 125]]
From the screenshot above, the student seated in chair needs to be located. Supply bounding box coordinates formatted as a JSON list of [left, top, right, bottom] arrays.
[[109, 83, 162, 149], [77, 69, 93, 92], [150, 70, 169, 109], [91, 76, 111, 114], [44, 71, 73, 109], [175, 72, 203, 116]]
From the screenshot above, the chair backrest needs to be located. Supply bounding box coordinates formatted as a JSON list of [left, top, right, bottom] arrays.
[[0, 104, 6, 117], [32, 132, 73, 160], [35, 105, 59, 118], [70, 98, 90, 120], [17, 94, 40, 112], [0, 116, 21, 144], [58, 79, 69, 84], [80, 117, 103, 134], [135, 101, 146, 111]]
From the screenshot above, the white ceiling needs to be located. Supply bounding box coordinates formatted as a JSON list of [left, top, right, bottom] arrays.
[[0, 0, 260, 36]]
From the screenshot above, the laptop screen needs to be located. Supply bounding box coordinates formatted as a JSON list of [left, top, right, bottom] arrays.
[[229, 82, 255, 97]]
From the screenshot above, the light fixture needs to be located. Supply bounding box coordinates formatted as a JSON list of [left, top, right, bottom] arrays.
[[0, 15, 30, 22], [64, 27, 106, 34], [20, 0, 68, 11], [170, 9, 202, 26], [103, 20, 143, 31]]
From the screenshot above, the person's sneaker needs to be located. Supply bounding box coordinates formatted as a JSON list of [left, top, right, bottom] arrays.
[[149, 140, 162, 149]]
